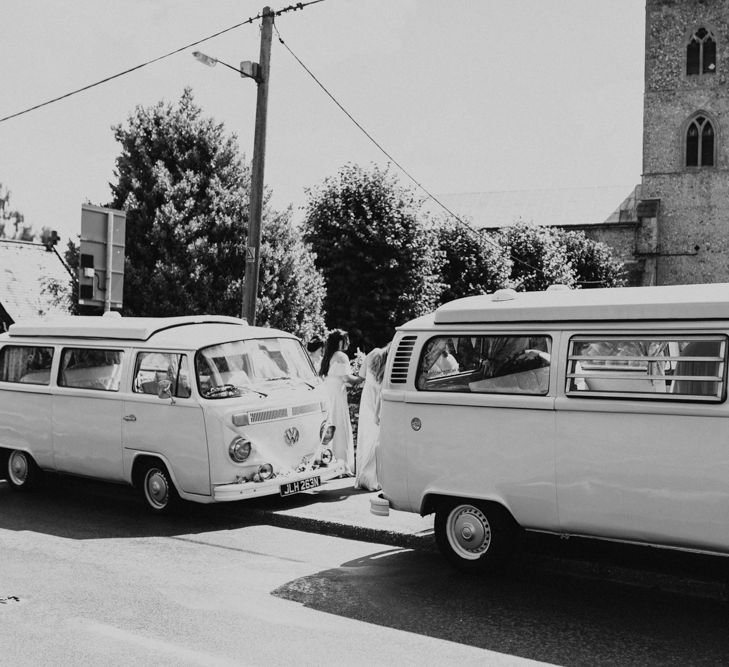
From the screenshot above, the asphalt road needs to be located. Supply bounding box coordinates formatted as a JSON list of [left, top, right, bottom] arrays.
[[2, 477, 729, 666]]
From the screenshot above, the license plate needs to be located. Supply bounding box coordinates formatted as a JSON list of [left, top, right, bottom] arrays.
[[280, 476, 321, 497]]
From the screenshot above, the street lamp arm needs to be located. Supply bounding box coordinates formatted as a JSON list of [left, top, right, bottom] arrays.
[[192, 50, 258, 80], [218, 58, 254, 79]]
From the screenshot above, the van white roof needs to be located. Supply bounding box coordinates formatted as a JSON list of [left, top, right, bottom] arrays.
[[432, 283, 729, 324], [6, 314, 247, 341]]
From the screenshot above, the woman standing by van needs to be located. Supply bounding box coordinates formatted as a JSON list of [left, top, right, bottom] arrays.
[[320, 329, 363, 475], [355, 344, 390, 491]]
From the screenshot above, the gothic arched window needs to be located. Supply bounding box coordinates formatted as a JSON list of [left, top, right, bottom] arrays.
[[687, 27, 716, 75], [686, 115, 715, 167]]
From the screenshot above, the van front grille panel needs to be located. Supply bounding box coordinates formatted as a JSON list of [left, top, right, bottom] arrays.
[[249, 408, 289, 423]]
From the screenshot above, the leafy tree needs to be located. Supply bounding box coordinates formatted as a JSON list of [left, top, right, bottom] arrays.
[[303, 164, 443, 350], [0, 183, 34, 240], [435, 217, 512, 303], [39, 273, 74, 315], [110, 89, 248, 317], [557, 228, 626, 288], [109, 88, 324, 337], [257, 208, 326, 340], [62, 238, 81, 315], [500, 222, 579, 291], [500, 222, 626, 291]]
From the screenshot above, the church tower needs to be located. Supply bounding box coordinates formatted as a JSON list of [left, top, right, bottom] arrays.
[[642, 0, 729, 284]]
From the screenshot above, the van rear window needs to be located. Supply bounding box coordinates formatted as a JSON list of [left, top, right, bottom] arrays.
[[566, 335, 727, 401], [417, 335, 551, 395], [0, 346, 54, 385]]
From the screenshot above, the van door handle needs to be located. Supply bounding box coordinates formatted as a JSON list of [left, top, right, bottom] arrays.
[[123, 414, 137, 422]]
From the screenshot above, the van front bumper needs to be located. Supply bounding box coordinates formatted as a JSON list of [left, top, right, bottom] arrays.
[[212, 460, 347, 502]]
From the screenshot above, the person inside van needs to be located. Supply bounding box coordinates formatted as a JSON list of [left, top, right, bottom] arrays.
[[672, 340, 722, 396], [468, 336, 551, 394], [478, 337, 550, 380], [427, 347, 460, 377]]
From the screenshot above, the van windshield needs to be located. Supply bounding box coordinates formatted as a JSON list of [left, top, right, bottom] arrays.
[[196, 337, 316, 399]]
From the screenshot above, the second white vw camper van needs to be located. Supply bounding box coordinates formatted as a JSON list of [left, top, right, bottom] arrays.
[[374, 283, 729, 571]]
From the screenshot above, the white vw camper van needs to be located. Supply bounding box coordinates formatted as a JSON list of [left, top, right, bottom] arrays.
[[0, 314, 342, 512], [374, 283, 729, 571]]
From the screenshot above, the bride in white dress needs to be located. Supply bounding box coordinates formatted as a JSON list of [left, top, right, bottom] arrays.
[[320, 330, 363, 475]]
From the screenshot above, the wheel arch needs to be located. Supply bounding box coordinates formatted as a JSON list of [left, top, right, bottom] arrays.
[[421, 492, 520, 529], [130, 452, 178, 490]]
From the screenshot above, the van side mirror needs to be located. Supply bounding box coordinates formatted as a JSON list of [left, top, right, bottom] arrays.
[[157, 378, 174, 403]]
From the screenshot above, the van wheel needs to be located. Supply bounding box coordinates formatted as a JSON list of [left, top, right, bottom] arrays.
[[140, 462, 179, 514], [4, 450, 41, 492], [434, 500, 514, 572]]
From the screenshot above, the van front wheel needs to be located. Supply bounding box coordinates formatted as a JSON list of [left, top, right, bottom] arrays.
[[4, 449, 41, 492], [140, 462, 179, 514], [434, 500, 514, 572]]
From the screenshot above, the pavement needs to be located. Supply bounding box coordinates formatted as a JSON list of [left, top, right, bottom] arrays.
[[241, 477, 729, 604], [242, 477, 435, 551]]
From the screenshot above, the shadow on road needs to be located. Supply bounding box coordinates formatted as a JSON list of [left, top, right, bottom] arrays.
[[0, 475, 270, 539], [0, 472, 374, 541], [272, 547, 729, 667]]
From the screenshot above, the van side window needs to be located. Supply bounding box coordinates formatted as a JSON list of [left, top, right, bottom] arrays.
[[59, 348, 124, 392], [566, 336, 726, 401], [0, 345, 54, 385], [417, 335, 551, 395], [133, 352, 191, 398]]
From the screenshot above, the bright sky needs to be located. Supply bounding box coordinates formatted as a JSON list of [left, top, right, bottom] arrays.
[[0, 0, 645, 246]]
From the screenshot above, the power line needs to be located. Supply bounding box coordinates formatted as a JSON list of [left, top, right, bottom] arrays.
[[272, 24, 546, 279], [0, 0, 325, 125]]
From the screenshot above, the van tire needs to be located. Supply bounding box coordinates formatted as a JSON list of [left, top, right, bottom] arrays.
[[434, 499, 515, 573], [3, 449, 41, 492], [140, 461, 179, 514]]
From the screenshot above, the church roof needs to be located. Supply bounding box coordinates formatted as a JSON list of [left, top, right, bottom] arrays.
[[433, 184, 641, 230], [0, 239, 73, 325]]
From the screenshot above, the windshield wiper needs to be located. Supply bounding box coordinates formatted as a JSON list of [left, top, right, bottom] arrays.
[[265, 376, 315, 389], [205, 384, 268, 398]]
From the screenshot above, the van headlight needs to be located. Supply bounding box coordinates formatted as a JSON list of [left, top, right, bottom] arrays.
[[320, 448, 333, 465], [229, 437, 252, 463]]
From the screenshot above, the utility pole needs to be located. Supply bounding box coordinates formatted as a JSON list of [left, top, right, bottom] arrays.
[[242, 6, 274, 325]]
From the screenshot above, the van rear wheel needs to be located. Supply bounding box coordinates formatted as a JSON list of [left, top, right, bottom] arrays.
[[4, 449, 41, 492], [140, 462, 179, 514], [434, 499, 515, 572]]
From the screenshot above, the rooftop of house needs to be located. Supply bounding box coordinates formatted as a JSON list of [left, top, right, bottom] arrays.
[[0, 239, 73, 325], [431, 184, 641, 230]]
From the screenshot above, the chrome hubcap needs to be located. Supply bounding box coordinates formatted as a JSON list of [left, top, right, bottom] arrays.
[[145, 470, 168, 509], [447, 505, 491, 560], [8, 451, 28, 486]]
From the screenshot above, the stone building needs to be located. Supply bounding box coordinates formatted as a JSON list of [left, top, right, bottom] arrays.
[[641, 0, 729, 285], [442, 0, 729, 287]]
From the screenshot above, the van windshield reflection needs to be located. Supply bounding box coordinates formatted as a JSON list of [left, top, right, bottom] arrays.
[[196, 338, 316, 399]]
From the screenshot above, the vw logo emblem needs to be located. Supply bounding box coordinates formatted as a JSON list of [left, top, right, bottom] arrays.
[[284, 427, 300, 446]]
